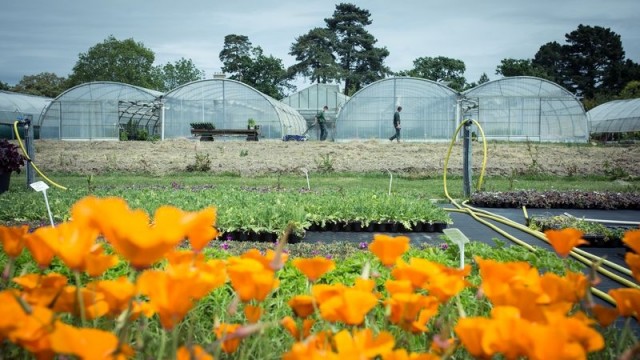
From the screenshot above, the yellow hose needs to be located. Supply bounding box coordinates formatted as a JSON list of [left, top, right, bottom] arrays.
[[12, 121, 67, 190], [441, 118, 631, 306]]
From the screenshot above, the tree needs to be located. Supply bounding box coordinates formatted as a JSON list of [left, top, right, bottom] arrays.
[[67, 35, 161, 89], [0, 81, 10, 91], [406, 56, 466, 91], [495, 58, 549, 78], [289, 27, 341, 84], [219, 34, 294, 99], [562, 25, 625, 98], [532, 41, 565, 84], [619, 80, 640, 99], [324, 3, 390, 94], [157, 58, 205, 92], [478, 73, 490, 85], [11, 72, 67, 98]]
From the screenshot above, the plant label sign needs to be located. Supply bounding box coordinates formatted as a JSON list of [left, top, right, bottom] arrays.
[[30, 181, 49, 192], [443, 228, 470, 269]]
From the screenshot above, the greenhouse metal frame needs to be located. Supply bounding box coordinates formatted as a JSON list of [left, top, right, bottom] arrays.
[[161, 79, 306, 140], [588, 98, 640, 134], [335, 77, 459, 141], [462, 76, 588, 142], [39, 82, 163, 140]]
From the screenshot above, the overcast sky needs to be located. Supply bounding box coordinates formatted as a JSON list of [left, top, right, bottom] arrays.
[[2, 0, 639, 93]]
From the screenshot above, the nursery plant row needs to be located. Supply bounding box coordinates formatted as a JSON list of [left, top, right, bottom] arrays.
[[0, 185, 450, 238], [470, 190, 640, 209]]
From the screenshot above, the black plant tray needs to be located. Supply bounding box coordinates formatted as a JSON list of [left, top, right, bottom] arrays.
[[306, 221, 448, 233], [218, 230, 304, 244]]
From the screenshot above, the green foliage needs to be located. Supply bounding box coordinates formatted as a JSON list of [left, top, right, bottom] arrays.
[[495, 58, 550, 79], [186, 153, 211, 172], [288, 27, 342, 84], [190, 122, 215, 130], [315, 154, 335, 173], [323, 3, 391, 94], [11, 72, 68, 98], [405, 56, 467, 91], [239, 149, 249, 157], [156, 57, 205, 92], [219, 34, 293, 99], [0, 80, 10, 91], [67, 35, 161, 89]]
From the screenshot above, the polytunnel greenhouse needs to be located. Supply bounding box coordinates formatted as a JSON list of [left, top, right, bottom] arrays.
[[0, 90, 51, 139], [335, 77, 458, 141], [162, 79, 306, 139], [39, 82, 163, 140], [588, 98, 640, 134], [462, 76, 588, 142], [281, 84, 349, 140]]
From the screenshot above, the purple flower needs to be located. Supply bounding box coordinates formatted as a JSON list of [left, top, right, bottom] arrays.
[[358, 242, 368, 250], [325, 255, 333, 260], [439, 243, 449, 251], [226, 234, 233, 241], [220, 242, 229, 250]]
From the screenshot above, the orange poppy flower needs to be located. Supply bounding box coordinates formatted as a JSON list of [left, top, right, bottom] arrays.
[[292, 257, 336, 282], [87, 277, 135, 317], [281, 316, 316, 341], [454, 316, 495, 359], [0, 224, 28, 258], [283, 334, 338, 360], [368, 234, 410, 266], [226, 257, 279, 302], [0, 290, 28, 337], [22, 230, 56, 268], [177, 345, 213, 360], [626, 252, 640, 283], [183, 207, 218, 251], [609, 288, 640, 321], [591, 304, 619, 327], [7, 304, 56, 358], [318, 287, 379, 325], [244, 304, 262, 323], [545, 228, 587, 258], [31, 221, 99, 271], [52, 286, 109, 319], [623, 229, 640, 254], [384, 279, 413, 296], [385, 293, 439, 332], [12, 272, 68, 307], [383, 349, 441, 360], [241, 248, 289, 271], [214, 323, 243, 353], [333, 328, 395, 359], [50, 321, 133, 360], [288, 294, 316, 318]]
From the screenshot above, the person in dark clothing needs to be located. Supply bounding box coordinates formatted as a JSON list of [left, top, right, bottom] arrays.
[[389, 106, 402, 142], [315, 105, 329, 141]]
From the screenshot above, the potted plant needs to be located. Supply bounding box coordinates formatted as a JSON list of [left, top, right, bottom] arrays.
[[0, 139, 26, 194], [247, 118, 257, 129]]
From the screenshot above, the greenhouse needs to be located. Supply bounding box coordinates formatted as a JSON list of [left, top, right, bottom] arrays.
[[335, 77, 458, 141], [588, 98, 640, 134], [0, 90, 51, 139], [162, 79, 306, 139], [462, 76, 588, 142], [281, 84, 350, 140], [39, 82, 163, 140]]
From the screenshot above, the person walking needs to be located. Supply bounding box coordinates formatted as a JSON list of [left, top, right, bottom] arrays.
[[315, 105, 328, 141], [389, 106, 402, 143]]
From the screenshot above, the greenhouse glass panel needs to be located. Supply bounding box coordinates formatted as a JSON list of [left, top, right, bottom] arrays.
[[40, 82, 162, 140], [162, 79, 306, 139], [336, 77, 458, 141], [588, 99, 640, 133], [0, 91, 51, 139], [463, 77, 588, 142]]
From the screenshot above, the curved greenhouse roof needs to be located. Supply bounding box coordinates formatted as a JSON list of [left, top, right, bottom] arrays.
[[40, 82, 162, 140], [0, 90, 51, 139], [336, 77, 458, 141], [281, 83, 349, 119], [463, 76, 588, 142], [588, 98, 640, 133], [162, 79, 306, 139]]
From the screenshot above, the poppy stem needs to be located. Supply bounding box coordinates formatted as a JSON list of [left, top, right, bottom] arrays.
[[0, 258, 14, 290], [157, 329, 167, 359], [171, 326, 180, 359], [74, 271, 87, 326]]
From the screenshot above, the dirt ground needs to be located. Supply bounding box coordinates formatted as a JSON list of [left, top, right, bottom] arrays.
[[29, 138, 640, 178]]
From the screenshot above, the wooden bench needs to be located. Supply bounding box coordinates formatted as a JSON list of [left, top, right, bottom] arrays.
[[190, 128, 260, 141]]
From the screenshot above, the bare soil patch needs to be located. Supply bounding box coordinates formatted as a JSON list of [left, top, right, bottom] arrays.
[[31, 139, 640, 178]]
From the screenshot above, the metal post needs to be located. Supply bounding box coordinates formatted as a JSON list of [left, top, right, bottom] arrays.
[[24, 115, 35, 187], [462, 119, 472, 198]]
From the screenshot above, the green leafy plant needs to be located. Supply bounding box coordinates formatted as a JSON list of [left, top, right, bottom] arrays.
[[239, 149, 249, 157], [315, 154, 335, 173], [0, 139, 26, 174], [247, 118, 256, 128], [185, 153, 211, 172]]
